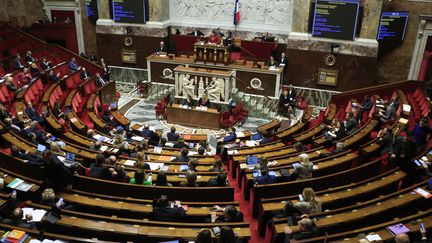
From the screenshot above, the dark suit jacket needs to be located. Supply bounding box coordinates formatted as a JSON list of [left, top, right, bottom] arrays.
[[49, 74, 60, 83], [157, 46, 167, 53], [41, 61, 52, 70], [190, 30, 204, 36], [152, 206, 186, 222], [284, 226, 319, 243], [14, 60, 24, 69], [255, 175, 277, 185], [173, 155, 189, 162], [167, 132, 180, 142], [267, 60, 278, 67], [25, 107, 41, 121], [279, 57, 288, 67], [223, 133, 237, 143], [345, 118, 358, 135], [88, 163, 112, 179], [80, 71, 90, 80], [45, 155, 73, 187], [26, 55, 35, 63], [140, 129, 154, 138], [182, 99, 195, 107]]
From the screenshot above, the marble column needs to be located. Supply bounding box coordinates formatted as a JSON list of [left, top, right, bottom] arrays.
[[149, 0, 169, 22], [360, 0, 383, 39], [291, 0, 312, 33], [98, 0, 111, 20]]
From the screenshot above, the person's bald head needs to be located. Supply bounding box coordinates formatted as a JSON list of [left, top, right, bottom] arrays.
[[298, 218, 313, 231], [12, 208, 23, 221], [395, 233, 410, 243]]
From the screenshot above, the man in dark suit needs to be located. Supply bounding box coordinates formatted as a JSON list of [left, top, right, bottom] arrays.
[[284, 217, 319, 242], [0, 208, 35, 228], [95, 72, 106, 87], [254, 169, 277, 185], [25, 51, 35, 63], [173, 148, 190, 162], [48, 70, 60, 83], [222, 127, 237, 143], [87, 154, 113, 179], [345, 112, 358, 135], [211, 205, 243, 223], [279, 87, 296, 117], [207, 172, 227, 186], [190, 29, 204, 37], [42, 150, 73, 190], [152, 195, 186, 222], [167, 126, 179, 142], [10, 145, 43, 165], [80, 67, 90, 80], [376, 128, 394, 155], [279, 52, 288, 67], [140, 124, 154, 138], [14, 54, 24, 69], [25, 102, 44, 124], [173, 137, 188, 149], [40, 57, 52, 70], [156, 41, 167, 53], [148, 129, 162, 146], [101, 63, 111, 81]]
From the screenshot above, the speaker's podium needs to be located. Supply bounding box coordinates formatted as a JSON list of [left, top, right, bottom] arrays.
[[194, 43, 230, 65]]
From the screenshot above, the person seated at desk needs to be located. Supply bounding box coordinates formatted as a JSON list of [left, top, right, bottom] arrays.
[[317, 142, 346, 158], [376, 128, 395, 155], [87, 154, 113, 180], [295, 188, 322, 214], [14, 54, 24, 69], [129, 169, 152, 185], [221, 127, 237, 143], [112, 164, 130, 182], [68, 57, 79, 73], [173, 137, 188, 149], [207, 171, 228, 186], [152, 195, 186, 222], [11, 145, 43, 165], [16, 67, 33, 87], [30, 62, 43, 78], [48, 69, 60, 83], [25, 102, 44, 124], [156, 41, 167, 54], [267, 56, 278, 68], [25, 51, 35, 63], [173, 148, 190, 162], [80, 67, 90, 81], [284, 216, 319, 242], [209, 159, 225, 172], [195, 229, 212, 243], [167, 126, 180, 142], [211, 205, 244, 223], [254, 169, 277, 185], [183, 95, 195, 108], [344, 112, 358, 135], [0, 207, 35, 228], [179, 170, 199, 187], [190, 29, 204, 37], [140, 124, 154, 138], [198, 93, 211, 107], [153, 172, 173, 187], [40, 57, 52, 70], [293, 154, 313, 180], [148, 129, 162, 146], [208, 29, 222, 45]]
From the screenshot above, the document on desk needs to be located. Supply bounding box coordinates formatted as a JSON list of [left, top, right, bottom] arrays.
[[147, 162, 164, 171], [124, 160, 136, 166], [22, 208, 47, 222], [365, 234, 382, 242]]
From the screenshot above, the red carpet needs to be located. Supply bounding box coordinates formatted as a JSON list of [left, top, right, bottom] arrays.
[[226, 164, 263, 242]]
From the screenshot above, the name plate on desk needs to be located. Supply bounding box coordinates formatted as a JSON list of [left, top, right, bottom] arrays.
[[317, 68, 339, 86]]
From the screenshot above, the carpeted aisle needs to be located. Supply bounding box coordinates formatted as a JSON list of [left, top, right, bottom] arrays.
[[226, 165, 263, 242]]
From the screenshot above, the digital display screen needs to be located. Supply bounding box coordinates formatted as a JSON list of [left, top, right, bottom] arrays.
[[112, 0, 146, 24], [377, 11, 409, 41], [85, 0, 98, 19], [312, 0, 360, 40]]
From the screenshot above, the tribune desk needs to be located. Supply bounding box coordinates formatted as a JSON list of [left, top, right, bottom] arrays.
[[166, 104, 220, 130]]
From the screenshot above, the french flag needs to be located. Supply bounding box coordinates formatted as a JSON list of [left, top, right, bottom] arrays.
[[234, 0, 240, 25]]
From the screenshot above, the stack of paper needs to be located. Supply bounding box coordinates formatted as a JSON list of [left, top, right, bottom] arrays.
[[124, 160, 136, 166], [365, 234, 382, 242], [22, 208, 47, 222]]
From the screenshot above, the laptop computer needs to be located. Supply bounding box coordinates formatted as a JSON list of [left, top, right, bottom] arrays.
[[45, 206, 62, 224], [246, 156, 258, 165]]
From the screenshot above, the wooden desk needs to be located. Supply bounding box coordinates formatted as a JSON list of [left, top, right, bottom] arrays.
[[166, 104, 220, 130], [194, 43, 230, 65]]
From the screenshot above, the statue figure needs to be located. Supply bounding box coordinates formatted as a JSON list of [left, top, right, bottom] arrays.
[[182, 74, 196, 98]]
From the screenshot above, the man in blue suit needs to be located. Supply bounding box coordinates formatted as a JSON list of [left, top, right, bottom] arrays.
[[222, 127, 237, 143], [14, 54, 24, 69], [140, 124, 154, 138], [254, 169, 277, 185], [25, 102, 44, 124], [167, 126, 179, 142], [68, 57, 79, 72]]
